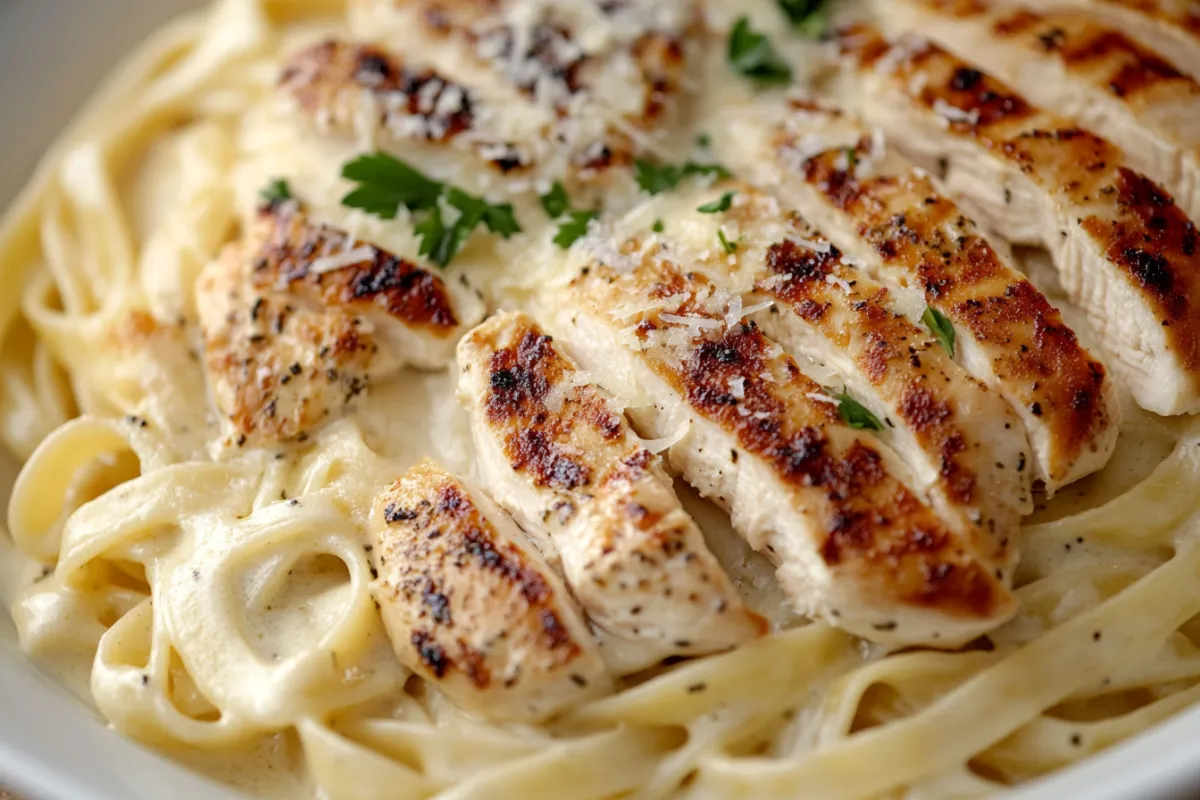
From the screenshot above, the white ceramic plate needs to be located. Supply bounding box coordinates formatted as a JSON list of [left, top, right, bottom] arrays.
[[1, 2, 1199, 798]]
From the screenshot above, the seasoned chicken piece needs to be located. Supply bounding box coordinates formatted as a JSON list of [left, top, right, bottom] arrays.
[[196, 197, 478, 446], [834, 26, 1200, 415], [456, 311, 765, 665], [369, 461, 611, 723], [637, 186, 1030, 555], [537, 245, 1018, 646], [881, 0, 1200, 221], [283, 0, 697, 187], [738, 100, 1119, 492], [1017, 0, 1200, 82]]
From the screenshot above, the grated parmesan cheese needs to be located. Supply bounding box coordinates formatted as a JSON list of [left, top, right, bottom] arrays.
[[309, 245, 377, 275]]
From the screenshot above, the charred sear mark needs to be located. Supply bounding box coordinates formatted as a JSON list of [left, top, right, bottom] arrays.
[[280, 40, 475, 141], [578, 262, 1007, 618], [484, 325, 622, 490], [412, 630, 450, 677], [255, 202, 458, 330], [1083, 168, 1200, 367], [765, 238, 842, 286], [375, 471, 587, 689]]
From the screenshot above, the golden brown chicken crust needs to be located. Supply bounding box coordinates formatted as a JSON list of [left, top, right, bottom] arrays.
[[252, 201, 459, 334], [372, 464, 601, 698], [569, 259, 1011, 621], [838, 26, 1200, 407], [793, 144, 1113, 479], [762, 237, 976, 511], [482, 321, 624, 491], [280, 40, 476, 143], [197, 243, 378, 445]]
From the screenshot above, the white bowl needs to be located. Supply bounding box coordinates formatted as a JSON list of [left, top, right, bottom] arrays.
[[1, 2, 1199, 798]]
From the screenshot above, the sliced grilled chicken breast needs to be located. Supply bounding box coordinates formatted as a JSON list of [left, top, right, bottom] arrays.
[[283, 0, 696, 188], [637, 186, 1030, 553], [883, 0, 1200, 222], [537, 244, 1018, 646], [1019, 0, 1200, 82], [196, 197, 478, 446], [834, 26, 1200, 415], [369, 460, 611, 722], [741, 100, 1119, 492], [456, 311, 765, 664]]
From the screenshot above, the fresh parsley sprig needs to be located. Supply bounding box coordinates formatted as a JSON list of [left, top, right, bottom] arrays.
[[921, 306, 956, 358], [836, 392, 884, 432], [728, 16, 793, 84], [634, 159, 732, 196], [341, 152, 520, 268], [539, 181, 599, 248]]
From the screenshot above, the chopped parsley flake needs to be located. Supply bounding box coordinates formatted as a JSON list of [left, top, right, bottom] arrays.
[[652, 219, 665, 233], [921, 306, 956, 358], [553, 210, 599, 248], [698, 190, 738, 214], [717, 229, 738, 254], [634, 159, 732, 196], [777, 0, 830, 37], [728, 16, 793, 84], [259, 178, 293, 205], [341, 152, 519, 267], [836, 393, 884, 431], [540, 181, 570, 219]]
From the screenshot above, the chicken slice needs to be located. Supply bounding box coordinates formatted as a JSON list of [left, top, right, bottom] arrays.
[[1016, 0, 1200, 82], [833, 25, 1200, 415], [880, 0, 1200, 222], [638, 186, 1030, 556], [196, 196, 479, 446], [369, 460, 611, 723], [456, 311, 765, 665], [282, 0, 696, 188], [536, 243, 1018, 646], [737, 100, 1120, 492]]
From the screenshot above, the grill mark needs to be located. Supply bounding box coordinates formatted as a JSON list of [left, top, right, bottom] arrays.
[[789, 137, 1112, 480], [376, 470, 586, 691], [483, 324, 625, 491], [589, 266, 1005, 618], [1082, 168, 1200, 370], [985, 8, 1191, 101], [280, 40, 475, 142], [255, 203, 458, 331]]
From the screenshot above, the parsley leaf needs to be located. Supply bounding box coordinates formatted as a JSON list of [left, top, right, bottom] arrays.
[[554, 211, 599, 248], [777, 0, 829, 36], [483, 203, 521, 238], [634, 160, 683, 195], [695, 133, 712, 149], [341, 152, 442, 217], [540, 182, 570, 219], [921, 306, 956, 358], [634, 159, 733, 195], [728, 16, 793, 84], [717, 229, 738, 254], [342, 152, 520, 267], [684, 162, 733, 181], [652, 219, 665, 233], [260, 178, 293, 205], [836, 393, 884, 431], [698, 190, 738, 214]]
